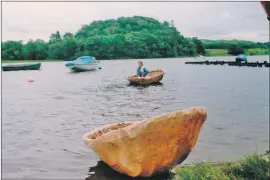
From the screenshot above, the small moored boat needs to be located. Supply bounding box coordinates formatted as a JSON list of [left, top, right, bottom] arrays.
[[65, 56, 100, 72], [235, 54, 247, 62], [127, 69, 164, 85], [2, 63, 41, 71]]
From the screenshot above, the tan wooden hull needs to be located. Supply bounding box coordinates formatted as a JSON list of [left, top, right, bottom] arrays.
[[127, 69, 164, 85], [83, 107, 207, 177]]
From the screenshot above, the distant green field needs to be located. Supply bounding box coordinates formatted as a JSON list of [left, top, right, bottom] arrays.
[[205, 49, 229, 56], [205, 48, 269, 57], [1, 60, 63, 63], [245, 48, 270, 55]]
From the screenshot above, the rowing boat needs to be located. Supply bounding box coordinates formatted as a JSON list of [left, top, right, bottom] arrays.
[[127, 69, 164, 85], [2, 63, 41, 71]]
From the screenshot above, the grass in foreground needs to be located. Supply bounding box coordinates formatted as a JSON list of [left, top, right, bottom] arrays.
[[172, 152, 269, 180]]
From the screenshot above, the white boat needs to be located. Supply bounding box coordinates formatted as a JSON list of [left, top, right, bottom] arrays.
[[195, 54, 206, 59], [67, 64, 98, 72], [65, 56, 100, 72]]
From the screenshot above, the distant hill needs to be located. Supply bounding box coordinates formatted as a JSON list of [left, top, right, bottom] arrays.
[[2, 16, 207, 60], [1, 16, 269, 61], [72, 16, 206, 59]]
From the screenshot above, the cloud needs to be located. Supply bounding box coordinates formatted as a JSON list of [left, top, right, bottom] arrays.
[[5, 26, 30, 34], [2, 1, 269, 43]]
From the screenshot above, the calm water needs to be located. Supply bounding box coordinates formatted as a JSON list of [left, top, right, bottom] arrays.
[[2, 56, 269, 179]]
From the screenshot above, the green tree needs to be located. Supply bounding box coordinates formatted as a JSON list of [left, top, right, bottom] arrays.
[[192, 37, 206, 55], [2, 16, 220, 60], [49, 31, 62, 44], [48, 41, 64, 60], [1, 41, 24, 60], [63, 32, 74, 40], [24, 39, 48, 60], [228, 45, 244, 55]]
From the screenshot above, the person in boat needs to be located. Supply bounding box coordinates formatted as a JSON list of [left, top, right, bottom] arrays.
[[137, 61, 149, 77]]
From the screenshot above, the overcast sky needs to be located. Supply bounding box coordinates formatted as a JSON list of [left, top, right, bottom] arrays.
[[2, 1, 269, 43]]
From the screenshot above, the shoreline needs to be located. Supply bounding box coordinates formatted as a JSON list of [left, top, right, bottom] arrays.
[[171, 151, 269, 180], [1, 54, 269, 64], [85, 151, 269, 179]]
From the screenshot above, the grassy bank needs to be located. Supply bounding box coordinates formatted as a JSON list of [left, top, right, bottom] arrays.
[[205, 49, 230, 56], [172, 151, 269, 180], [205, 48, 269, 56], [1, 60, 64, 64], [245, 48, 270, 56], [1, 49, 269, 63]]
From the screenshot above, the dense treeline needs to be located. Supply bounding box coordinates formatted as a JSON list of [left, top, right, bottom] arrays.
[[1, 16, 269, 61], [2, 16, 205, 61]]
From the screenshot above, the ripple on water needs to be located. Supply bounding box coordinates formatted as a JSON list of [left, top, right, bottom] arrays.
[[2, 57, 269, 179], [86, 161, 172, 180]]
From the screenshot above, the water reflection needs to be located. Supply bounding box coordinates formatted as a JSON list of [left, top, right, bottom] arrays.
[[68, 69, 98, 74], [127, 82, 163, 88], [85, 161, 172, 180]]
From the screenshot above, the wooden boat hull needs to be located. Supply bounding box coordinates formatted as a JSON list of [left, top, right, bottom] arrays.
[[83, 107, 207, 177], [127, 69, 164, 85], [2, 63, 41, 71]]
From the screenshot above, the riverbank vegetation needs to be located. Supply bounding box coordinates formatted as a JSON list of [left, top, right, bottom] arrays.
[[172, 151, 269, 180], [1, 16, 269, 61], [206, 48, 270, 56]]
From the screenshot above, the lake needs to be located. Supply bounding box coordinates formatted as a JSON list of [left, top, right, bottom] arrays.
[[2, 56, 269, 179]]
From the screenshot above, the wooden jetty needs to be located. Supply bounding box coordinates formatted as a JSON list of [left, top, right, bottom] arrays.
[[185, 60, 270, 68]]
